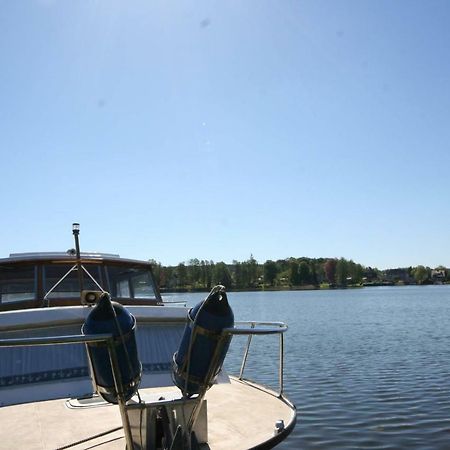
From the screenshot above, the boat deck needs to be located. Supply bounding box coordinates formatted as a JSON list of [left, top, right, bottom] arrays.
[[0, 378, 296, 450]]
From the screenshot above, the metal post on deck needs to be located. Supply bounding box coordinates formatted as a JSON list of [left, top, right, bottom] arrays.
[[239, 322, 255, 380], [106, 340, 135, 450], [186, 332, 231, 435], [279, 332, 284, 397]]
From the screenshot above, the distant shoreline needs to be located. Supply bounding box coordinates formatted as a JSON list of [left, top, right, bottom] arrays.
[[161, 283, 450, 294]]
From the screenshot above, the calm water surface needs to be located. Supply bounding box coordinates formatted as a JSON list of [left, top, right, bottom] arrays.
[[165, 286, 450, 449]]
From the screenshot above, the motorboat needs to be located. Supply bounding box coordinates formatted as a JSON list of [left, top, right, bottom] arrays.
[[0, 224, 296, 449]]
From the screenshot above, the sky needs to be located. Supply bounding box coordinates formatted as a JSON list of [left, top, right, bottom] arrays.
[[1, 0, 449, 269]]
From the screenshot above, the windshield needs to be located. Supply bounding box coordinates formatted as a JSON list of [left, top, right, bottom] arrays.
[[42, 263, 157, 300], [44, 264, 102, 299], [106, 265, 157, 300]]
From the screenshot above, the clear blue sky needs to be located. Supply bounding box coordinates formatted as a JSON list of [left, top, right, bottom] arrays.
[[1, 0, 449, 269]]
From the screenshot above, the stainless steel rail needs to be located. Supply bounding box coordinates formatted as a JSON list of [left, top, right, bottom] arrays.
[[0, 333, 113, 347], [223, 321, 288, 398]]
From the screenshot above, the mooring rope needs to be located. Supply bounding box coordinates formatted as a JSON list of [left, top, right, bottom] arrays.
[[55, 426, 123, 450]]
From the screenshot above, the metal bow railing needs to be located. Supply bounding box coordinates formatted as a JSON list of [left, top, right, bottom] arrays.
[[223, 321, 288, 397]]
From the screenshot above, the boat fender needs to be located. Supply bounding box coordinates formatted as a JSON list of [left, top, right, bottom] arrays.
[[82, 293, 141, 403], [172, 285, 234, 397]]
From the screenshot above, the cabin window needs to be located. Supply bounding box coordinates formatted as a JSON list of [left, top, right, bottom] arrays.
[[117, 279, 130, 298], [43, 264, 102, 298], [106, 265, 157, 300], [0, 264, 36, 303]]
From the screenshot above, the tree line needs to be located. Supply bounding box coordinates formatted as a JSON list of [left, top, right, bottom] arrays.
[[149, 257, 450, 292], [149, 256, 383, 291]]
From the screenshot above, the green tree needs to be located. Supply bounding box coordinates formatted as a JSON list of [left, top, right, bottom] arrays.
[[263, 260, 278, 286], [298, 261, 311, 285], [148, 259, 161, 286], [213, 262, 233, 288], [348, 260, 363, 285], [163, 266, 176, 288], [247, 254, 258, 287], [309, 262, 319, 286], [205, 261, 214, 289], [176, 263, 187, 287], [336, 258, 349, 287], [200, 260, 208, 288], [233, 260, 244, 289], [289, 260, 301, 286], [413, 265, 429, 285], [187, 258, 201, 287]]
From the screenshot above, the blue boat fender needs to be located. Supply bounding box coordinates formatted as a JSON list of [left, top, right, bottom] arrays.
[[82, 293, 141, 403], [172, 285, 234, 397]]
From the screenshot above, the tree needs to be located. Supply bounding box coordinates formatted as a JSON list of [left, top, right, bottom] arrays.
[[176, 263, 187, 287], [213, 262, 233, 288], [203, 260, 214, 289], [148, 259, 161, 286], [233, 260, 244, 289], [324, 259, 337, 285], [348, 260, 363, 285], [162, 266, 176, 288], [309, 262, 319, 286], [289, 260, 301, 286], [298, 261, 311, 285], [263, 260, 278, 286], [187, 258, 201, 287], [247, 254, 258, 287], [413, 265, 429, 285], [336, 258, 349, 287], [200, 260, 208, 288]]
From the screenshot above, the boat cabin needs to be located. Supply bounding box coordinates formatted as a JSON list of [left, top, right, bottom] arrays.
[[0, 252, 162, 311]]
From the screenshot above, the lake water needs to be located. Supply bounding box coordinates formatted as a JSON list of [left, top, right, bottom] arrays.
[[165, 286, 450, 449]]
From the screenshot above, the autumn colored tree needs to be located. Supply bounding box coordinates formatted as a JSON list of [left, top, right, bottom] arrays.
[[324, 259, 337, 285]]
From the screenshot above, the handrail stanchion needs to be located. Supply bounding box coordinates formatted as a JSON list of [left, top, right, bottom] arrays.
[[239, 322, 255, 380], [187, 332, 230, 434], [106, 339, 135, 450], [279, 332, 284, 397]]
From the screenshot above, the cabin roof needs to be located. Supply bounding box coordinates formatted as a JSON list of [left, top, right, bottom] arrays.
[[0, 252, 152, 266]]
